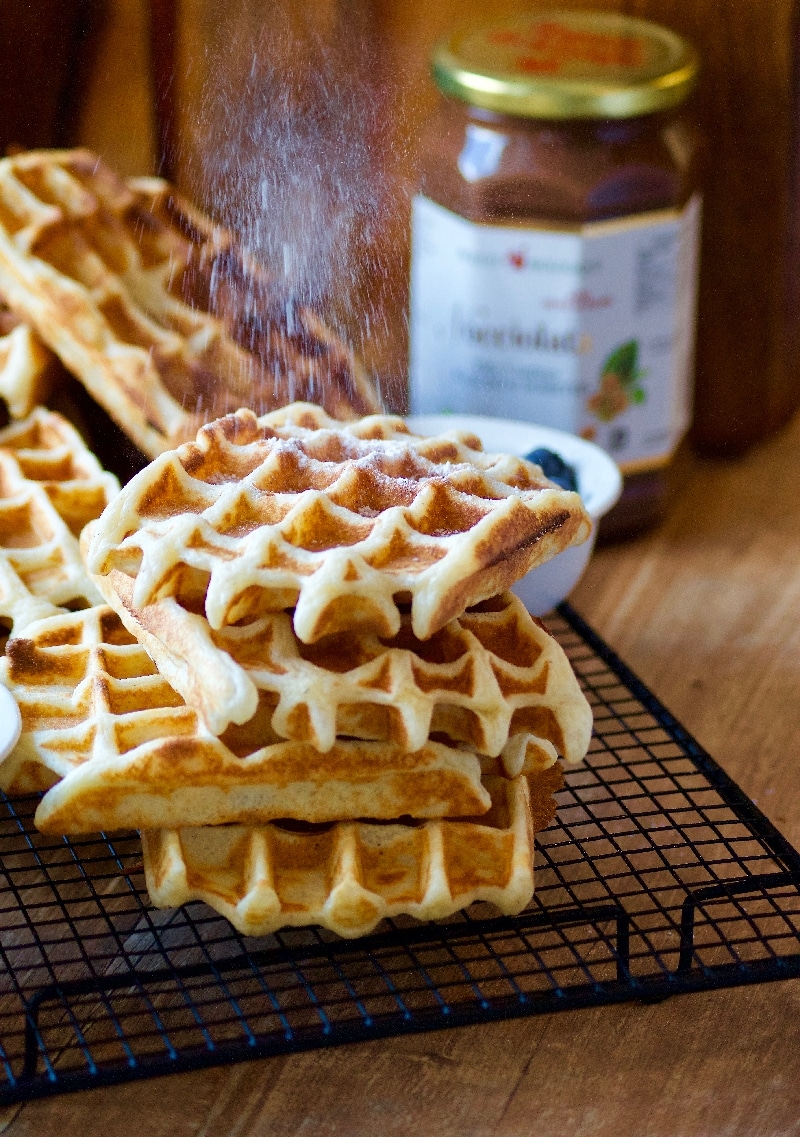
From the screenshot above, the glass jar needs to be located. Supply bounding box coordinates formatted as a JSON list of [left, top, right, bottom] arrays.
[[409, 10, 702, 538]]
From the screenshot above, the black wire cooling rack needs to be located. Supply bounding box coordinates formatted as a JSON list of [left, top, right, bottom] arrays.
[[2, 602, 800, 1104]]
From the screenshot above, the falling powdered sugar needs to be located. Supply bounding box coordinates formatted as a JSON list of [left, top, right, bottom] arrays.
[[178, 3, 414, 407]]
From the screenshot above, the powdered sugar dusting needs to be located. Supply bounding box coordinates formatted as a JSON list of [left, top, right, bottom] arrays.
[[177, 4, 414, 404]]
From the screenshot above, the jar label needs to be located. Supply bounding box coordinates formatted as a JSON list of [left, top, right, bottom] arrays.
[[409, 194, 701, 472]]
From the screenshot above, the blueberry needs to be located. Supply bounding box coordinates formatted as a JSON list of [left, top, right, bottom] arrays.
[[524, 447, 580, 493]]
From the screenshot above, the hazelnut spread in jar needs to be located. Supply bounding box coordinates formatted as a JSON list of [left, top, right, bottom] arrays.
[[409, 11, 701, 536]]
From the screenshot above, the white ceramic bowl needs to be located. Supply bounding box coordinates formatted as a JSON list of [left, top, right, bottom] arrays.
[[407, 414, 622, 615], [0, 684, 21, 761]]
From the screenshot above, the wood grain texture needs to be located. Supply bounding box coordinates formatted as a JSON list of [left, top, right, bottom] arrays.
[[573, 420, 800, 853], [6, 987, 800, 1135], [616, 0, 797, 455]]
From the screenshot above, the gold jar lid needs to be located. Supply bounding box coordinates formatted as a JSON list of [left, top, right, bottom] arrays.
[[432, 10, 698, 119]]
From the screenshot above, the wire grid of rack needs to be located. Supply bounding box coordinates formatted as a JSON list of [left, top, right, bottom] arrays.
[[1, 602, 799, 1104]]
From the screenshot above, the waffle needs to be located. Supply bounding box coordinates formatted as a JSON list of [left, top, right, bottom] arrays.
[[0, 149, 381, 459], [141, 769, 564, 939], [93, 564, 592, 770], [86, 403, 592, 649], [0, 604, 527, 832], [0, 307, 58, 419], [0, 409, 118, 643]]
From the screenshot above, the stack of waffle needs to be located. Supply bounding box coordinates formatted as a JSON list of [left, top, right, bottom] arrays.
[[0, 151, 595, 940], [44, 402, 586, 937], [1, 404, 592, 937]]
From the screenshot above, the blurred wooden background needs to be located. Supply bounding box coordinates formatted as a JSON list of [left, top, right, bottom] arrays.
[[7, 0, 798, 452]]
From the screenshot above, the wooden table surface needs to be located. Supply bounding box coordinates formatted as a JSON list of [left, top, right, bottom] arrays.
[[3, 414, 800, 1136]]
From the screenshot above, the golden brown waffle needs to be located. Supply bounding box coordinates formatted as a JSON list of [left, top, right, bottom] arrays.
[[94, 564, 592, 769], [85, 403, 592, 649], [0, 409, 118, 643], [0, 604, 514, 832], [0, 307, 58, 419], [141, 771, 562, 939], [0, 149, 381, 459]]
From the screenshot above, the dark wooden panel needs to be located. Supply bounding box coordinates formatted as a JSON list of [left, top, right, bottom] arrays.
[[0, 1, 106, 154]]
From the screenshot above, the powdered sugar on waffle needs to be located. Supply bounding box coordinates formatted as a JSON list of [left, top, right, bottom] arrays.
[[86, 403, 592, 647]]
